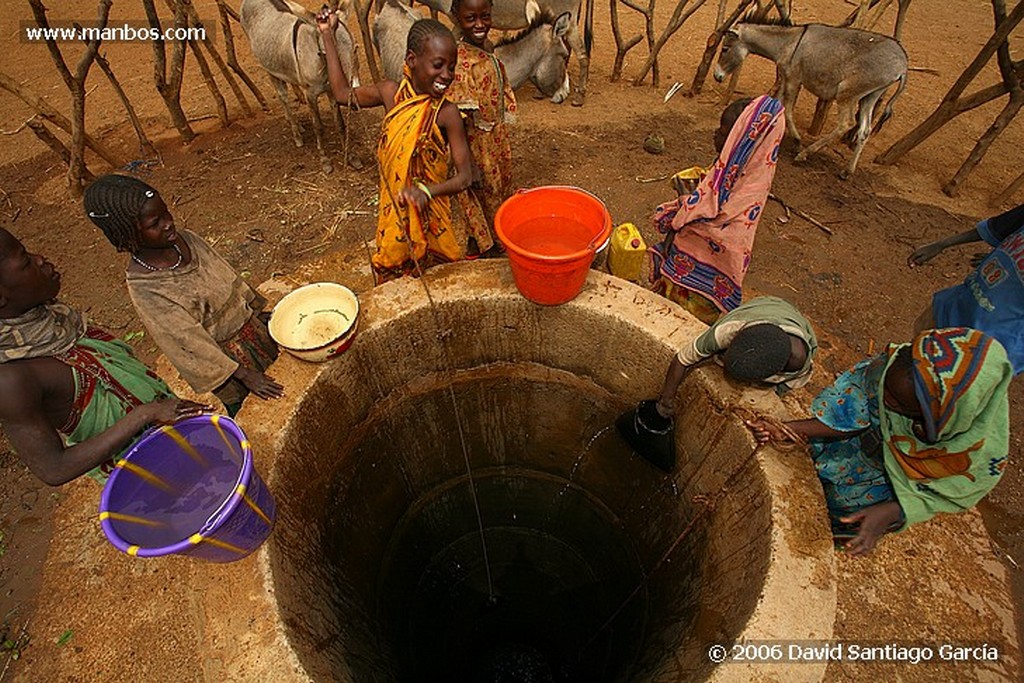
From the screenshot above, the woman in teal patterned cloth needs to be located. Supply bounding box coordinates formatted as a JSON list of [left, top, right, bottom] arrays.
[[748, 327, 1012, 557]]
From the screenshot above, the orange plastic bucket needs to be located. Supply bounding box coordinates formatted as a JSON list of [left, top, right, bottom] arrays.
[[494, 186, 613, 305]]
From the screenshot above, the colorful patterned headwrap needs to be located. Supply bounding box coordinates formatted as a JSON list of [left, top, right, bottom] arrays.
[[911, 327, 1009, 443], [880, 327, 1012, 525]]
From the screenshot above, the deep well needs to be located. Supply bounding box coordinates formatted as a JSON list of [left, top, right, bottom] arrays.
[[220, 261, 835, 682]]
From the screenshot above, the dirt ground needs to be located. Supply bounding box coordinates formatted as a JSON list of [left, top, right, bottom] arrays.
[[0, 0, 1022, 680]]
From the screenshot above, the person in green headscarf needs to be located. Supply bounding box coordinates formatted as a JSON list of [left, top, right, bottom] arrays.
[[748, 327, 1012, 557]]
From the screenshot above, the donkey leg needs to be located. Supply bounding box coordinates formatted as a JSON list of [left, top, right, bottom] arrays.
[[808, 98, 831, 138], [796, 99, 858, 168], [843, 90, 885, 179], [779, 80, 803, 148], [355, 0, 380, 81], [565, 26, 589, 107], [306, 92, 333, 174], [572, 51, 590, 108], [330, 99, 365, 171], [272, 77, 304, 148]]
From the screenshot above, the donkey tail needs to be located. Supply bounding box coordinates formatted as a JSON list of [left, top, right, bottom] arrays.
[[873, 72, 907, 134], [290, 18, 307, 86], [584, 0, 595, 56]]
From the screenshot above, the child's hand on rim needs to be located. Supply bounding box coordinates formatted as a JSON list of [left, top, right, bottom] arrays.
[[236, 367, 284, 400]]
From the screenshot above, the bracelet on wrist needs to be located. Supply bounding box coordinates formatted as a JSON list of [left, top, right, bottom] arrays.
[[414, 180, 433, 200]]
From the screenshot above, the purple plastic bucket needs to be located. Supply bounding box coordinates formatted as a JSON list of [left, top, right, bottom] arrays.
[[99, 414, 276, 562]]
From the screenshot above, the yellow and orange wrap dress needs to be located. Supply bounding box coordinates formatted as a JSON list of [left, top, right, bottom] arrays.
[[374, 77, 464, 281]]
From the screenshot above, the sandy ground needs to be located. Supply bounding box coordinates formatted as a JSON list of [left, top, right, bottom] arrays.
[[0, 0, 1022, 680]]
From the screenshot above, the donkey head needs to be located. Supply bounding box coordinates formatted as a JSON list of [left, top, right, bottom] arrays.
[[714, 28, 749, 83], [527, 11, 572, 103]]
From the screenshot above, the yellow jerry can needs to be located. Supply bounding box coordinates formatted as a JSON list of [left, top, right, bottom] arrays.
[[607, 223, 647, 283]]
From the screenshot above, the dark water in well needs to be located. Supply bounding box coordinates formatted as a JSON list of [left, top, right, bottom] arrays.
[[386, 515, 645, 681], [313, 376, 709, 682]]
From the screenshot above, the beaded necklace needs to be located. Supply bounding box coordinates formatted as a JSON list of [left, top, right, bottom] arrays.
[[132, 243, 183, 272]]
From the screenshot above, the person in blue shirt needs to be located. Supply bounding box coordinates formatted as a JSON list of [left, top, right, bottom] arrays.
[[908, 203, 1024, 374]]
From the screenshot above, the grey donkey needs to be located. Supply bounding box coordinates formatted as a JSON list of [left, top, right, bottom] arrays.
[[240, 0, 360, 173], [357, 0, 592, 105], [373, 0, 571, 102], [715, 19, 907, 179]]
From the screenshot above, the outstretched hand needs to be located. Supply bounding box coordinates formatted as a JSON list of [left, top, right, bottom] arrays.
[[147, 398, 212, 425], [745, 418, 791, 445], [838, 500, 903, 557], [907, 242, 945, 267]]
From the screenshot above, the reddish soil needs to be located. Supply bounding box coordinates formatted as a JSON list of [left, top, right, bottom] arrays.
[[0, 0, 1021, 680]]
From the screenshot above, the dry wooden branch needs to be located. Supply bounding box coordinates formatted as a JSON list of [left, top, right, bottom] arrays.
[[28, 0, 111, 196], [180, 0, 253, 117], [295, 239, 330, 255], [937, 0, 1024, 196], [994, 0, 1020, 88], [643, 0, 660, 86], [851, 0, 893, 31], [876, 0, 1024, 167], [993, 168, 1024, 206], [944, 88, 1024, 196], [609, 0, 645, 82], [77, 31, 158, 157], [0, 72, 116, 165], [807, 97, 831, 137], [26, 117, 69, 164], [216, 0, 270, 112], [1, 116, 34, 135], [769, 193, 834, 235], [718, 62, 743, 104], [189, 37, 231, 126], [633, 0, 710, 87], [221, 1, 240, 21], [687, 0, 756, 95], [842, 0, 910, 36], [158, 0, 229, 127], [144, 0, 195, 142], [25, 117, 95, 182]]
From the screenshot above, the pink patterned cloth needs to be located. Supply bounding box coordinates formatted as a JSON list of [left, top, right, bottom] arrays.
[[650, 95, 784, 313]]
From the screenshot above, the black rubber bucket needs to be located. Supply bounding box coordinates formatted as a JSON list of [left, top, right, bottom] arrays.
[[615, 400, 676, 472]]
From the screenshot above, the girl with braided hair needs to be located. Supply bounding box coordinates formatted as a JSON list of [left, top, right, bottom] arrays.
[[84, 174, 283, 416], [317, 12, 474, 281]]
